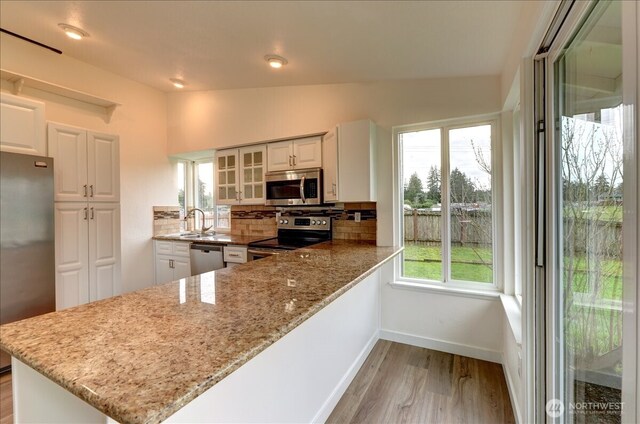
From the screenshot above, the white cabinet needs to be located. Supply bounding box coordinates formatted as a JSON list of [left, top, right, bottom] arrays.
[[154, 241, 192, 285], [322, 119, 377, 202], [266, 136, 322, 172], [55, 202, 121, 310], [0, 93, 46, 156], [48, 122, 120, 202], [216, 145, 266, 205]]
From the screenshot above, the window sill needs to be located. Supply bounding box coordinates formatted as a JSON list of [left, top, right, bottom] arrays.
[[388, 280, 502, 300], [500, 294, 522, 346]]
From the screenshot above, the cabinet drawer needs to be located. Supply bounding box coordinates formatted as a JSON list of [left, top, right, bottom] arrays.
[[172, 242, 191, 257], [224, 245, 247, 263], [155, 241, 173, 255]]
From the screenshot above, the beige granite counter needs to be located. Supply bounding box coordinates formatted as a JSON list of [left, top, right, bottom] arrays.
[[153, 232, 267, 245], [0, 241, 401, 424]]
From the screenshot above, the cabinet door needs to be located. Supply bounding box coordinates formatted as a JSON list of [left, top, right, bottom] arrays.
[[88, 203, 121, 302], [322, 128, 339, 202], [48, 123, 88, 202], [87, 132, 120, 202], [267, 141, 293, 172], [239, 145, 266, 204], [155, 256, 174, 285], [293, 137, 322, 169], [216, 149, 239, 205], [0, 93, 45, 156], [173, 258, 191, 280], [55, 203, 89, 310]]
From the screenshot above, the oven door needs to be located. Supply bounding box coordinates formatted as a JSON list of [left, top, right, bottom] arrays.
[[265, 169, 322, 206]]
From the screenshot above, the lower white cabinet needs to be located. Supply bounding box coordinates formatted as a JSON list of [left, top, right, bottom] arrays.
[[55, 202, 121, 310], [154, 241, 191, 285]]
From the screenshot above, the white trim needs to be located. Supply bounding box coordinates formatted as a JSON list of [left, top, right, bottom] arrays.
[[379, 329, 502, 364], [311, 331, 379, 423], [502, 357, 524, 424], [501, 294, 523, 346], [388, 280, 501, 300]]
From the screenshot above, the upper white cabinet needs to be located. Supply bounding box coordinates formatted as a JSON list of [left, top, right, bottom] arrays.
[[48, 122, 120, 202], [0, 93, 46, 156], [55, 202, 121, 310], [217, 144, 266, 205], [266, 136, 322, 172], [323, 119, 377, 202]]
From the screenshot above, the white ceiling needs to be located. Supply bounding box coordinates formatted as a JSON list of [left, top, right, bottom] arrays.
[[0, 1, 528, 92]]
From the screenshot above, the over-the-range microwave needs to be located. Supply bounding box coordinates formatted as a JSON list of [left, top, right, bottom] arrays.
[[265, 168, 322, 206]]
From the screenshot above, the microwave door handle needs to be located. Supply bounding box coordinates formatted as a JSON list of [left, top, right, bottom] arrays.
[[300, 176, 306, 203]]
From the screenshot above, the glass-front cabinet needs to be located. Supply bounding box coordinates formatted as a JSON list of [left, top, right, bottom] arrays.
[[216, 145, 266, 205]]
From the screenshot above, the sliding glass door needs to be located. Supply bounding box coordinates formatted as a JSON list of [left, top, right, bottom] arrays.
[[544, 0, 635, 422]]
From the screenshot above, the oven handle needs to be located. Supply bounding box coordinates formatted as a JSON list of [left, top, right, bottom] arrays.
[[248, 249, 280, 256], [300, 176, 306, 204]]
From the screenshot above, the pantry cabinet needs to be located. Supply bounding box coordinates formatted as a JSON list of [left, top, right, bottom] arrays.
[[48, 122, 120, 202], [0, 93, 46, 156], [216, 144, 266, 205], [266, 136, 322, 172], [55, 202, 121, 310], [322, 119, 377, 202], [154, 241, 191, 285]]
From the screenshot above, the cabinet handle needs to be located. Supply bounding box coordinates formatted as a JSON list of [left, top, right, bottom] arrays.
[[90, 207, 95, 220], [83, 185, 88, 197], [293, 155, 297, 166], [169, 259, 174, 269], [228, 253, 241, 257], [89, 185, 94, 197], [332, 183, 337, 195], [83, 207, 88, 220], [288, 155, 292, 167]]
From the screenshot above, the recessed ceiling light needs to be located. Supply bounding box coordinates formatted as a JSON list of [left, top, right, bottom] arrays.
[[58, 23, 89, 40], [170, 78, 186, 89], [265, 55, 288, 69]]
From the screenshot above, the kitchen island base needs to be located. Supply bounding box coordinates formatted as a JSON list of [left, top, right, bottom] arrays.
[[11, 268, 381, 423]]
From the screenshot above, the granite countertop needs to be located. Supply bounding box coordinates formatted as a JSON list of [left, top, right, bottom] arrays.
[[152, 233, 268, 245], [0, 241, 402, 424]]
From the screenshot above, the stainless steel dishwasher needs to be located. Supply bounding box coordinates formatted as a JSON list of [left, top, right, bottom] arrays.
[[189, 244, 224, 275]]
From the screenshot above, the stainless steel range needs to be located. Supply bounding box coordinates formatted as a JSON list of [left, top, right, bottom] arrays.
[[247, 216, 331, 260]]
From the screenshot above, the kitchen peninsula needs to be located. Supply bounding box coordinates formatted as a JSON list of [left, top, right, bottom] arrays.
[[0, 241, 401, 424]]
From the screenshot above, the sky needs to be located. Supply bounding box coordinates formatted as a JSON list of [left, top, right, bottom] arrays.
[[401, 124, 492, 192]]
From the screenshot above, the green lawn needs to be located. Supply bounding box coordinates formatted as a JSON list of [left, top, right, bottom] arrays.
[[403, 243, 493, 283]]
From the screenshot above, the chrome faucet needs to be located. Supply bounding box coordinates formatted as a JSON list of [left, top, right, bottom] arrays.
[[185, 208, 213, 234]]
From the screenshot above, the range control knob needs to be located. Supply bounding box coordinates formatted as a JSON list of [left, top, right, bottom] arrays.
[[322, 220, 327, 225], [311, 220, 316, 225], [284, 219, 289, 224], [279, 219, 284, 224]]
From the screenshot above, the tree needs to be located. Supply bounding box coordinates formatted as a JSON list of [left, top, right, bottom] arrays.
[[449, 168, 476, 204], [592, 174, 610, 199], [426, 166, 441, 203], [404, 172, 425, 204]]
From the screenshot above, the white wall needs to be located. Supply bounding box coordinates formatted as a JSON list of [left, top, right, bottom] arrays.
[[0, 33, 175, 294], [167, 76, 501, 154], [503, 314, 523, 423]]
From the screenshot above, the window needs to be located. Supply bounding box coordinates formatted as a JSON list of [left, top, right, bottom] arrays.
[[177, 159, 230, 231], [398, 118, 497, 287]]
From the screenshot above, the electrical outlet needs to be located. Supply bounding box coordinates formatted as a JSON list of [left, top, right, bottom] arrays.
[[355, 212, 361, 222]]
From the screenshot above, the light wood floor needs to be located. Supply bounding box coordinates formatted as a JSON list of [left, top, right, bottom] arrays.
[[0, 372, 12, 424], [328, 340, 515, 424]]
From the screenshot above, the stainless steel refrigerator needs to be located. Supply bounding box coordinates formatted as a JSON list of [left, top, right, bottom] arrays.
[[0, 151, 55, 372]]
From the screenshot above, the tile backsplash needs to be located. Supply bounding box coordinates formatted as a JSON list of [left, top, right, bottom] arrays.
[[153, 206, 182, 236], [230, 202, 377, 241]]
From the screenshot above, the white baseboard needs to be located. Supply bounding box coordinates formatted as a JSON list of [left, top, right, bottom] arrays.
[[312, 330, 379, 423], [502, 355, 523, 424], [379, 329, 502, 364]]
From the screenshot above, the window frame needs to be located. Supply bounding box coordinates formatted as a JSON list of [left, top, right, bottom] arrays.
[[394, 114, 502, 292]]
